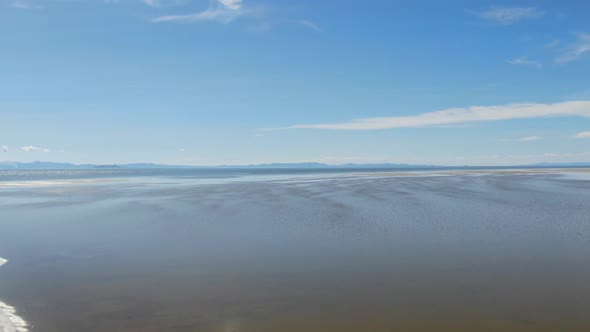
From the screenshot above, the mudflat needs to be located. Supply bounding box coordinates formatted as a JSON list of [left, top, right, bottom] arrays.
[[0, 170, 589, 331]]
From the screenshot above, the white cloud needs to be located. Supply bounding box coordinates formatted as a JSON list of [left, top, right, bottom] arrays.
[[293, 20, 322, 32], [217, 0, 242, 10], [476, 7, 544, 25], [290, 100, 590, 130], [518, 136, 543, 141], [153, 0, 249, 24], [21, 145, 50, 153], [555, 33, 590, 63], [574, 131, 590, 139], [507, 57, 542, 68], [1, 146, 8, 152]]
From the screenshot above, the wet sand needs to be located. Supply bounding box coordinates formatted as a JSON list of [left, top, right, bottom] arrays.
[[0, 170, 589, 331]]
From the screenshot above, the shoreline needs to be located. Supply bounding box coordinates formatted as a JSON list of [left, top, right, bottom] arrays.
[[356, 167, 590, 177], [0, 179, 125, 188], [0, 167, 589, 188], [0, 258, 29, 332]]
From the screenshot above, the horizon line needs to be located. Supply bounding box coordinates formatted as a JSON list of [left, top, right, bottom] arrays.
[[2, 160, 590, 169]]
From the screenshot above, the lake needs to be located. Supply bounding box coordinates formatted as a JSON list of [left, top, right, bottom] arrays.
[[1, 168, 589, 331]]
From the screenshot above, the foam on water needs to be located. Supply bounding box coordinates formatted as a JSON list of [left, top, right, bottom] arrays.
[[0, 258, 29, 332]]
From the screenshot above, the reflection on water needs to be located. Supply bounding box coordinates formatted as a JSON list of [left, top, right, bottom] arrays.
[[0, 171, 589, 331]]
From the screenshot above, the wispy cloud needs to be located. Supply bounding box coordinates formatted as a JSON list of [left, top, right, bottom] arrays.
[[217, 0, 242, 10], [1, 146, 8, 153], [10, 0, 42, 10], [141, 0, 160, 7], [293, 20, 322, 32], [476, 7, 544, 25], [104, 0, 185, 8], [21, 145, 50, 153], [507, 56, 542, 68], [555, 33, 590, 63], [518, 136, 543, 141], [499, 136, 544, 142], [574, 131, 590, 139], [289, 101, 590, 130], [153, 0, 251, 24]]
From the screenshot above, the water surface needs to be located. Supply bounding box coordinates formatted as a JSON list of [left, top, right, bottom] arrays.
[[0, 169, 589, 331]]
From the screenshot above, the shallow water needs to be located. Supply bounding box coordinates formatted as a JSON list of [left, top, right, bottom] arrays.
[[0, 170, 589, 331]]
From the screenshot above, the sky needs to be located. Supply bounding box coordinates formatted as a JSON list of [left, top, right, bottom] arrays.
[[1, 0, 590, 166]]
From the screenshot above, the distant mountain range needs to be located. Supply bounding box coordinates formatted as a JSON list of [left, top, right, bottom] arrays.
[[0, 161, 443, 170], [1, 161, 590, 170], [0, 161, 183, 170]]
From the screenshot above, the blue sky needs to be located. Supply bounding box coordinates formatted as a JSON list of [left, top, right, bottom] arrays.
[[1, 0, 590, 166]]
